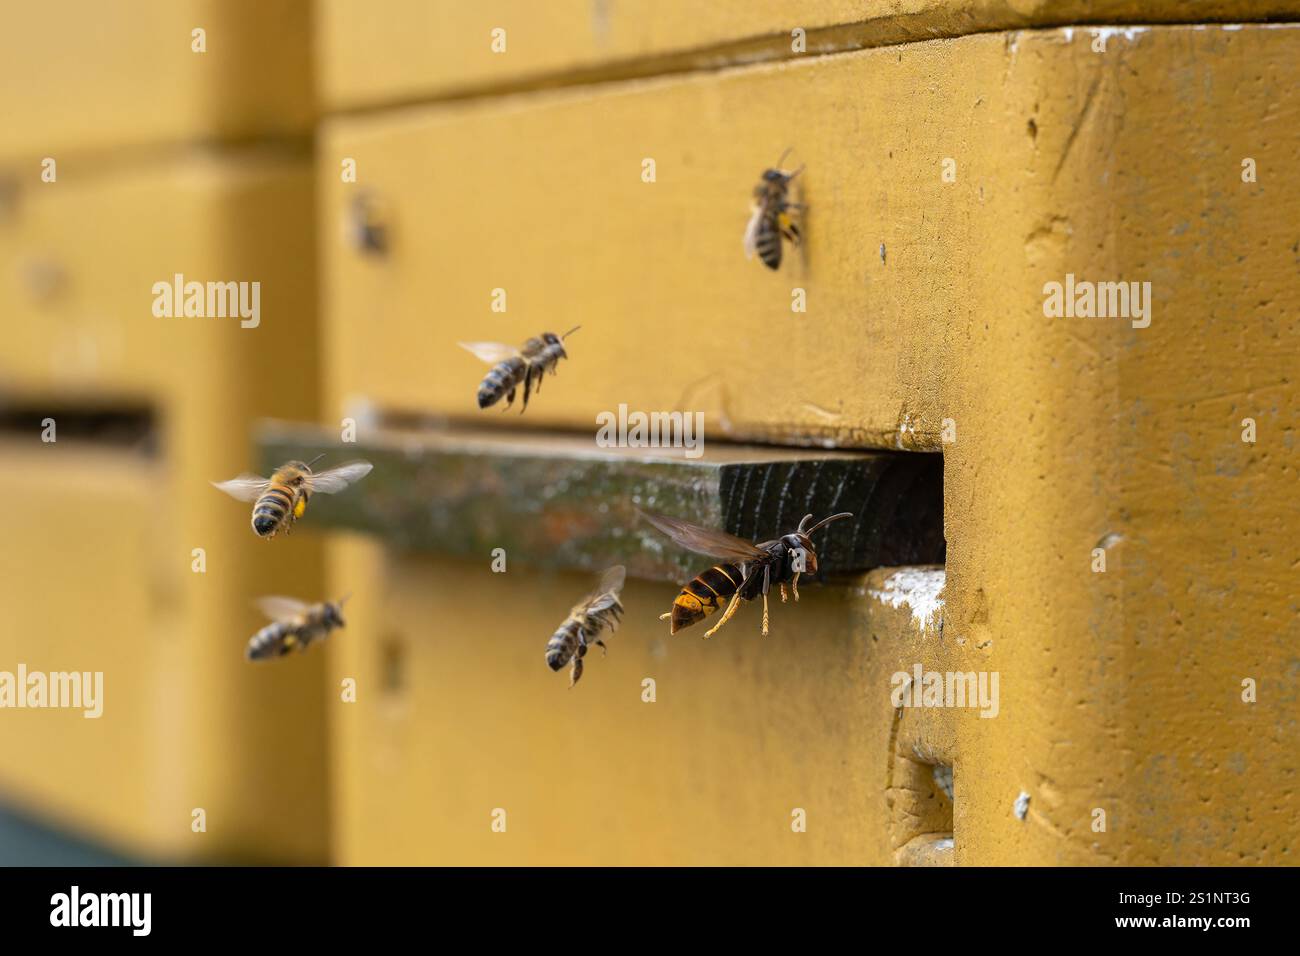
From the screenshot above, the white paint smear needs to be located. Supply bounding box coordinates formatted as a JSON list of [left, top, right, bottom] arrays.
[[867, 568, 945, 631], [1091, 26, 1147, 44], [1014, 791, 1031, 820]]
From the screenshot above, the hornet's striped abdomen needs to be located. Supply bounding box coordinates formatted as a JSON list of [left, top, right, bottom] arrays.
[[669, 563, 744, 634]]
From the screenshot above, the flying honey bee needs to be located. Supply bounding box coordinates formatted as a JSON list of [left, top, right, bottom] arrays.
[[459, 327, 580, 413], [246, 595, 348, 661], [212, 457, 373, 538], [642, 511, 853, 638], [743, 149, 805, 271], [546, 565, 626, 687]]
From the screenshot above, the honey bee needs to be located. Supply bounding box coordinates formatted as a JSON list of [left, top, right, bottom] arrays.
[[743, 149, 804, 270], [246, 595, 348, 661], [546, 565, 626, 687], [642, 511, 852, 638], [212, 456, 373, 538], [459, 326, 580, 413]]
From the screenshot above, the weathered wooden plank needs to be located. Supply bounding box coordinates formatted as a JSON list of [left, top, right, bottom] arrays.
[[258, 421, 944, 580], [316, 0, 1300, 109]]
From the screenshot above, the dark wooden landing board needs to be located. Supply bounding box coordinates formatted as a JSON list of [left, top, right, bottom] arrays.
[[256, 422, 944, 583]]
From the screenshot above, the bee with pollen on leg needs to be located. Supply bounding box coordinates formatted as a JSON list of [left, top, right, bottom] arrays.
[[211, 456, 373, 539], [245, 595, 350, 661], [743, 148, 806, 271]]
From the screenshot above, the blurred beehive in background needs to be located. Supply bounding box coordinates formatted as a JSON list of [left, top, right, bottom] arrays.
[[1, 0, 1297, 867], [0, 1, 326, 863]]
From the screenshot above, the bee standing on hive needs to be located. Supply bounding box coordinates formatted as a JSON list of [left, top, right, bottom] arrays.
[[459, 326, 580, 413], [546, 565, 626, 687], [246, 595, 348, 661], [212, 456, 373, 538], [642, 511, 852, 638], [743, 149, 805, 271]]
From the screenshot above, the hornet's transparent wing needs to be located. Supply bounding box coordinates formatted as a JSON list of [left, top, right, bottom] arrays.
[[640, 512, 767, 562]]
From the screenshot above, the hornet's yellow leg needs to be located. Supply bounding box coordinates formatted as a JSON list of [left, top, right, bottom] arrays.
[[779, 583, 789, 603], [761, 592, 770, 636], [791, 573, 801, 602], [704, 591, 743, 639]]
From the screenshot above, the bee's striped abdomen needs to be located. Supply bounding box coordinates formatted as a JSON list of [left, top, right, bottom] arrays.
[[755, 216, 782, 270], [670, 563, 744, 634], [545, 620, 582, 672], [252, 482, 295, 537], [477, 357, 526, 408], [247, 622, 296, 661]]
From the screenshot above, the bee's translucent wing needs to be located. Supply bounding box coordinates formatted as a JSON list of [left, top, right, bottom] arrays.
[[594, 564, 626, 597], [308, 460, 373, 494], [211, 473, 271, 502], [459, 341, 520, 365], [743, 204, 764, 259], [256, 596, 311, 622], [571, 565, 626, 617]]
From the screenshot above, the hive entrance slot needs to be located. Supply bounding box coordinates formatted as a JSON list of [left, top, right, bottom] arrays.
[[0, 400, 157, 456]]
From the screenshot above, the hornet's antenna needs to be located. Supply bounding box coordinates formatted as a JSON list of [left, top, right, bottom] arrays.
[[803, 512, 854, 536]]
